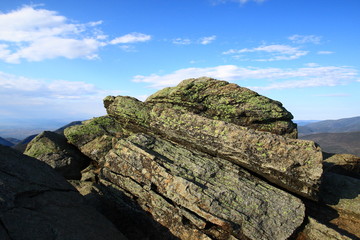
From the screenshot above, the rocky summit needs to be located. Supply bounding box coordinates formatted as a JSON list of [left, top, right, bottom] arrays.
[[2, 77, 359, 240]]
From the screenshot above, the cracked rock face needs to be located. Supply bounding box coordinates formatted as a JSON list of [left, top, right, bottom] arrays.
[[0, 145, 127, 240], [104, 84, 323, 200], [101, 133, 305, 240], [63, 78, 323, 239]]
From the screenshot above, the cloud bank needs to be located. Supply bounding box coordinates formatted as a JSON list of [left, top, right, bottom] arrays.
[[288, 34, 322, 44], [0, 71, 122, 119], [132, 65, 359, 90], [223, 44, 308, 61], [0, 6, 151, 63]]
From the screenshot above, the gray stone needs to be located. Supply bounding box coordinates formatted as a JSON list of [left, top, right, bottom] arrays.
[[0, 145, 127, 240], [105, 95, 323, 200], [101, 133, 305, 240], [24, 131, 90, 179]]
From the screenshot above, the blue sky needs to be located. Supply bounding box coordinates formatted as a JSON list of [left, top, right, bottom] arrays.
[[0, 0, 359, 126]]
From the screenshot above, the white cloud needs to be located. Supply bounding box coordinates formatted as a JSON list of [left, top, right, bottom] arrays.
[[110, 32, 151, 44], [223, 44, 308, 61], [0, 71, 98, 97], [172, 36, 216, 45], [0, 71, 123, 119], [199, 35, 217, 45], [0, 6, 151, 63], [172, 38, 192, 45], [132, 65, 358, 90], [305, 63, 320, 67], [317, 51, 334, 55], [288, 34, 322, 44]]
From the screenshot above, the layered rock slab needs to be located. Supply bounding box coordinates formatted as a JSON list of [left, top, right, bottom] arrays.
[[101, 133, 305, 240], [104, 94, 323, 199], [0, 145, 127, 240], [145, 77, 297, 138]]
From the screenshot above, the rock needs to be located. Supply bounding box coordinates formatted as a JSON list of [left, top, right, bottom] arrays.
[[100, 133, 305, 240], [24, 131, 90, 180], [145, 77, 297, 138], [300, 171, 360, 240], [323, 153, 360, 178], [64, 116, 127, 165], [104, 93, 323, 200], [320, 172, 360, 218], [296, 217, 352, 240], [0, 145, 127, 240], [12, 134, 37, 152]]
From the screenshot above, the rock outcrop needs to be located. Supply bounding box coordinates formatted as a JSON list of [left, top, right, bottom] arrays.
[[0, 145, 127, 240], [24, 131, 90, 179], [104, 91, 323, 200], [101, 133, 305, 240], [145, 77, 298, 138], [63, 78, 328, 239]]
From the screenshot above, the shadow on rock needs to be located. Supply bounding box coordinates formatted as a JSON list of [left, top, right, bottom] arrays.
[[82, 182, 180, 240]]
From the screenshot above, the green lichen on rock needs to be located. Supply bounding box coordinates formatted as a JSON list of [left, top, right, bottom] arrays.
[[146, 77, 297, 138], [25, 132, 60, 158], [64, 115, 129, 164], [102, 133, 305, 240], [64, 115, 125, 147], [24, 131, 90, 179], [105, 90, 323, 200], [105, 96, 150, 128]]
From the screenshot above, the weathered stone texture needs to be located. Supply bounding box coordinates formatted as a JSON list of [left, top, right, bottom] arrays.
[[146, 77, 297, 138], [64, 116, 129, 164], [105, 94, 323, 199], [0, 145, 127, 240], [24, 131, 90, 179], [101, 133, 305, 240]]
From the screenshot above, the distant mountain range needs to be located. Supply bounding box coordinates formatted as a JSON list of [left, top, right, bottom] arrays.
[[298, 116, 360, 156], [298, 116, 360, 136], [293, 120, 320, 126], [301, 131, 360, 156], [0, 137, 14, 147]]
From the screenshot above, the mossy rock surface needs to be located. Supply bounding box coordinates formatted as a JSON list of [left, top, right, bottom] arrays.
[[64, 115, 127, 147], [104, 91, 323, 200], [64, 115, 130, 165], [102, 133, 305, 240], [146, 77, 297, 138], [24, 131, 90, 180]]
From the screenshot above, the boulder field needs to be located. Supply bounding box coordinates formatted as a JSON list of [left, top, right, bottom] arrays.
[[5, 77, 359, 240]]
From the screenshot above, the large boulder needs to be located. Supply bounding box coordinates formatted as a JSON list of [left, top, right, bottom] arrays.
[[145, 77, 297, 138], [101, 133, 305, 240], [104, 93, 323, 200], [0, 145, 127, 240], [24, 131, 90, 179], [63, 78, 331, 239]]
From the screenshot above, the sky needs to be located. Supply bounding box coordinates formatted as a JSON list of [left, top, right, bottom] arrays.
[[0, 0, 360, 128]]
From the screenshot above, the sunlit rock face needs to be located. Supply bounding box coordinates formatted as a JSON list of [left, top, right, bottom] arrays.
[[63, 77, 327, 239]]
